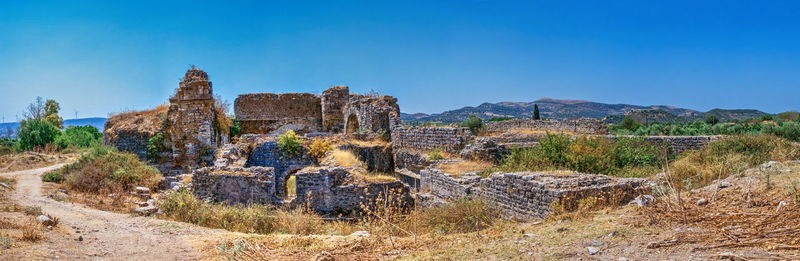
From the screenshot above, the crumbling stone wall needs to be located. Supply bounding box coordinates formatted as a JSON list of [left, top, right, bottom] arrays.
[[338, 143, 394, 173], [321, 86, 350, 132], [604, 135, 722, 155], [485, 119, 608, 134], [103, 106, 168, 159], [391, 126, 474, 154], [343, 95, 401, 135], [295, 167, 413, 215], [192, 166, 275, 205], [393, 150, 431, 172], [420, 164, 646, 220], [234, 93, 322, 134], [165, 67, 220, 171], [244, 139, 314, 199]]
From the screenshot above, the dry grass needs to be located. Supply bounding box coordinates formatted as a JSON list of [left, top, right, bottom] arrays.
[[435, 160, 494, 177], [104, 104, 168, 141], [19, 221, 43, 242], [0, 152, 73, 172], [325, 149, 361, 168], [638, 161, 800, 254]]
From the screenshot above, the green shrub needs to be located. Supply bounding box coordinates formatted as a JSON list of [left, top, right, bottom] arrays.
[[41, 171, 64, 183], [55, 145, 162, 193], [146, 132, 167, 160], [763, 121, 800, 142], [620, 117, 641, 131], [459, 114, 484, 135], [488, 117, 513, 122], [277, 130, 303, 157], [497, 134, 667, 178], [54, 125, 102, 149], [16, 119, 61, 151], [229, 118, 241, 137], [0, 138, 16, 155], [427, 148, 445, 161]]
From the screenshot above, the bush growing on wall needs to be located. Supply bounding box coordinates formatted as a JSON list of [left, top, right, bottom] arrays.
[[277, 130, 303, 157], [146, 132, 167, 160]]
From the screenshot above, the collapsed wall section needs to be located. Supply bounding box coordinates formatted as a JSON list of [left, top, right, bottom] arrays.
[[103, 105, 168, 158], [391, 126, 474, 154], [342, 95, 401, 134], [192, 166, 276, 205], [295, 167, 413, 215], [321, 86, 350, 132], [234, 93, 322, 134]]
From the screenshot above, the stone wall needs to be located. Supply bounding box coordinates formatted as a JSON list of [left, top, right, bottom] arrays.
[[343, 95, 401, 134], [321, 86, 350, 132], [192, 166, 275, 205], [393, 150, 431, 172], [420, 164, 646, 220], [485, 119, 608, 134], [245, 140, 314, 199], [391, 126, 474, 154], [338, 143, 394, 173], [165, 67, 220, 172], [234, 93, 323, 134], [604, 135, 722, 155], [103, 106, 167, 159], [295, 167, 413, 215]]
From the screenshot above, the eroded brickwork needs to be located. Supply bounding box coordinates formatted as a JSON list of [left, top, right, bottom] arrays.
[[321, 86, 350, 132], [234, 93, 322, 134], [391, 126, 474, 153]]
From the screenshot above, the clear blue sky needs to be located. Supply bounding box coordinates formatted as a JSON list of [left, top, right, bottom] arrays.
[[1, 0, 798, 121]]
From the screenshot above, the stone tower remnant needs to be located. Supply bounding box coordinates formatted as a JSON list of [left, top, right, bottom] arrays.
[[165, 66, 220, 171]]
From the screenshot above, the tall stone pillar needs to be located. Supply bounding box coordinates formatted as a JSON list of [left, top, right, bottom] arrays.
[[165, 66, 218, 172]]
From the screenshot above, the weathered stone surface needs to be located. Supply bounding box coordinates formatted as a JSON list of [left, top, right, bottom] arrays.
[[391, 126, 474, 154], [338, 143, 394, 173], [294, 167, 414, 215], [165, 66, 221, 171], [192, 166, 276, 205], [421, 165, 647, 220], [485, 119, 608, 134], [245, 140, 314, 199], [321, 86, 350, 132], [343, 95, 401, 135], [235, 93, 323, 135]]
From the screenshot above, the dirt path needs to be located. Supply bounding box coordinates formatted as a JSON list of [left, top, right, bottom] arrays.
[[0, 165, 224, 260]]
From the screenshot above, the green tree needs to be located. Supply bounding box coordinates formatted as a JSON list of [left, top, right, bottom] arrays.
[[532, 104, 541, 120], [459, 114, 485, 135], [620, 116, 641, 131], [44, 99, 64, 129], [55, 125, 102, 149], [704, 115, 719, 125], [16, 119, 61, 150]]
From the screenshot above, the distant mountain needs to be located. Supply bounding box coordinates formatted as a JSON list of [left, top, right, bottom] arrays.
[[400, 98, 768, 124], [0, 117, 107, 138]]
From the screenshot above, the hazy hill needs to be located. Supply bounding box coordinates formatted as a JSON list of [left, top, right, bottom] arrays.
[[400, 98, 767, 124]]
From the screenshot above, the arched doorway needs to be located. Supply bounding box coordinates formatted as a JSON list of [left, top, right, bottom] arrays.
[[346, 114, 360, 134]]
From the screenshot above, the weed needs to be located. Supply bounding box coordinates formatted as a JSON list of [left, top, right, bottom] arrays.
[[23, 206, 42, 216], [277, 130, 303, 157], [0, 236, 12, 250], [426, 148, 445, 161], [41, 171, 64, 183], [20, 222, 43, 242], [306, 138, 332, 160]]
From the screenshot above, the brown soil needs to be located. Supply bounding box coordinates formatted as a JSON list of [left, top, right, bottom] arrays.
[[0, 165, 224, 260]]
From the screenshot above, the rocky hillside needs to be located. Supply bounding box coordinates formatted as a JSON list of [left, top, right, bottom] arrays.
[[401, 98, 768, 124]]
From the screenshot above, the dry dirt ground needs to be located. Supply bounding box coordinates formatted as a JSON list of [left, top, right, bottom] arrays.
[[0, 165, 224, 260]]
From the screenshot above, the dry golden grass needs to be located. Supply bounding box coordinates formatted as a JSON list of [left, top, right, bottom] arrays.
[[325, 149, 361, 168], [19, 221, 42, 242], [435, 160, 493, 176], [104, 104, 168, 140]]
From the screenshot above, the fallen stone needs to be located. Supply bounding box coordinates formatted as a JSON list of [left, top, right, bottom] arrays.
[[696, 198, 709, 206], [590, 240, 605, 247], [36, 215, 52, 225], [629, 195, 655, 207], [776, 201, 788, 212], [587, 246, 600, 255], [134, 206, 158, 215], [607, 231, 618, 237], [0, 183, 10, 189], [349, 231, 371, 237], [135, 186, 151, 193], [524, 233, 536, 238], [718, 181, 732, 189], [57, 189, 69, 194]]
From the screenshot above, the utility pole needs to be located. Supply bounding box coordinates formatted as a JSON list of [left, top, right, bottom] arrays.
[[75, 110, 78, 120]]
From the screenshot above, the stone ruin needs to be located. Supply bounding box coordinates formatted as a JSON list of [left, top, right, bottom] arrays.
[[102, 66, 723, 219], [234, 86, 401, 136]]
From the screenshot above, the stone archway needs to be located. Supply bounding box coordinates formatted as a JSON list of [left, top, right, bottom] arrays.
[[345, 114, 360, 134]]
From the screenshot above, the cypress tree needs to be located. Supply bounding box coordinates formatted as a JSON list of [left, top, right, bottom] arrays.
[[532, 104, 541, 120]]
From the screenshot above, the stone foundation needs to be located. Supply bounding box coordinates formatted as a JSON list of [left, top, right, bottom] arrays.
[[391, 126, 474, 154], [485, 119, 608, 134], [338, 143, 394, 173], [295, 167, 413, 215], [192, 166, 276, 205]]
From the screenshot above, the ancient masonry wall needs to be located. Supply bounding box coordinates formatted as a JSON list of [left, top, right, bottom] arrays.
[[338, 144, 394, 173], [392, 150, 431, 172], [420, 167, 645, 220], [244, 140, 314, 199], [295, 167, 414, 215], [165, 67, 219, 171], [603, 135, 722, 155], [391, 126, 474, 154], [192, 166, 276, 205], [343, 95, 401, 134], [485, 119, 609, 134], [234, 93, 323, 134], [321, 86, 350, 132], [103, 130, 152, 158]]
